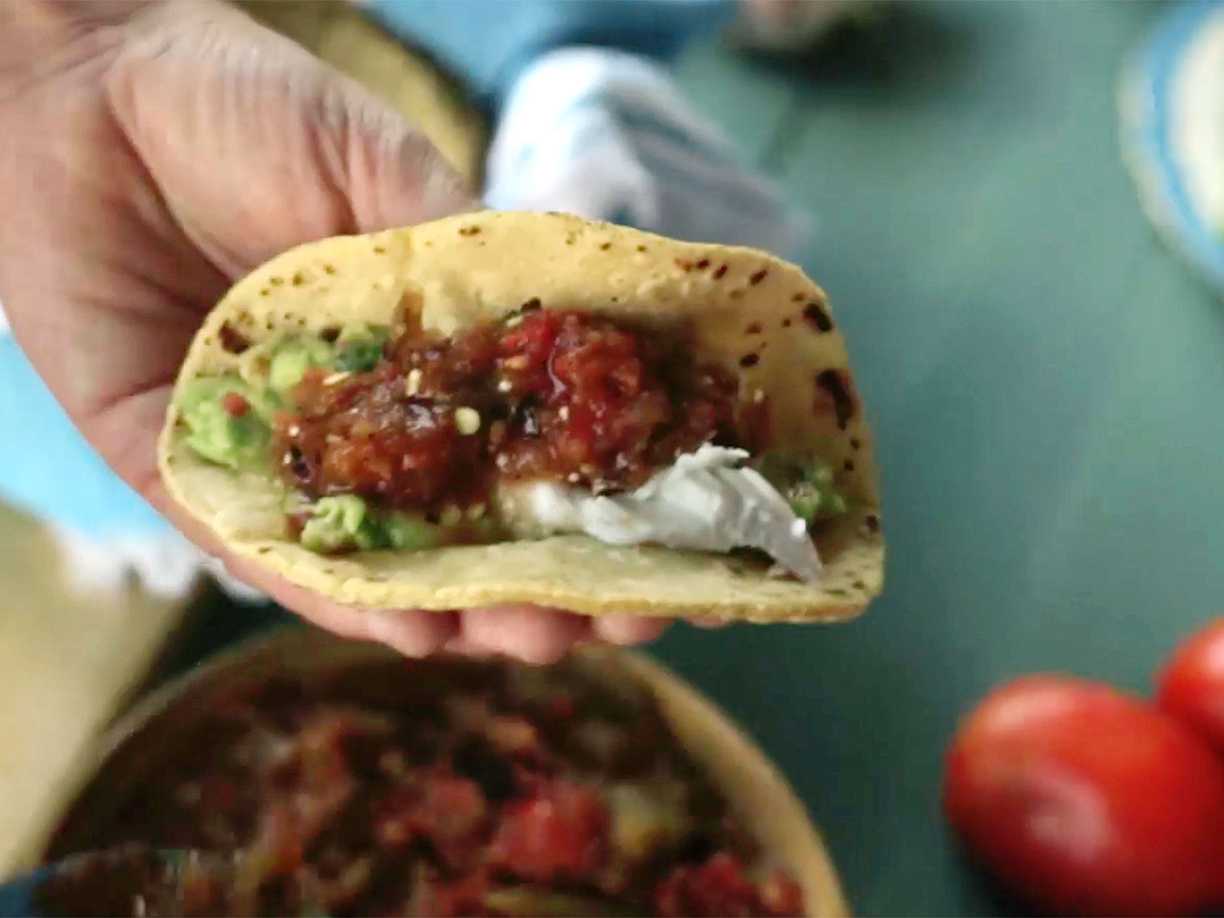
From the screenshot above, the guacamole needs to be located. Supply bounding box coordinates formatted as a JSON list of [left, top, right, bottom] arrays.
[[176, 377, 270, 471], [300, 495, 443, 554], [758, 455, 849, 524]]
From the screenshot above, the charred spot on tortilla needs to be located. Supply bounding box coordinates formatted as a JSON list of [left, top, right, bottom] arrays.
[[815, 369, 855, 430], [218, 322, 250, 355], [804, 302, 833, 333], [158, 212, 882, 622]]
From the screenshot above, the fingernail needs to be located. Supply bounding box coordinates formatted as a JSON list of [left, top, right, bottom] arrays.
[[366, 609, 458, 657], [593, 614, 670, 646]]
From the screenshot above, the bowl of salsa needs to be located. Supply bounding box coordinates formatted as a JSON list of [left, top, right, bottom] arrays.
[[34, 628, 846, 917]]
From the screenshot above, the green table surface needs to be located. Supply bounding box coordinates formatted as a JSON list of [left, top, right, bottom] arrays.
[[672, 1, 1224, 913], [155, 3, 1224, 915]]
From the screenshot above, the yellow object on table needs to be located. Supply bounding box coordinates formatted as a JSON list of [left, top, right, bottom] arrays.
[[239, 0, 488, 189], [0, 503, 185, 876]]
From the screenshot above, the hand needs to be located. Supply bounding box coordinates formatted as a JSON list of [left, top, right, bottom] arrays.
[[0, 0, 669, 662]]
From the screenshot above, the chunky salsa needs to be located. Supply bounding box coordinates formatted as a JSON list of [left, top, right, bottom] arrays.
[[276, 309, 742, 515], [47, 657, 803, 917], [33, 847, 239, 918]]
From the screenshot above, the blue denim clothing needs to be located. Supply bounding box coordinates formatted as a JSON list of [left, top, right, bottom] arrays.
[[0, 334, 170, 538], [367, 0, 736, 110]]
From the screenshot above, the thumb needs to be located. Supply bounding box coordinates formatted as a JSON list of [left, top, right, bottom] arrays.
[[327, 78, 482, 232]]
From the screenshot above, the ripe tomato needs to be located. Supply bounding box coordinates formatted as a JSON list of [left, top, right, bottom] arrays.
[[1158, 618, 1224, 756], [943, 675, 1224, 916], [488, 780, 608, 881]]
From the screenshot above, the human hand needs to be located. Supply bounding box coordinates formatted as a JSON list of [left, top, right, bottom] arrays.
[[0, 0, 669, 662]]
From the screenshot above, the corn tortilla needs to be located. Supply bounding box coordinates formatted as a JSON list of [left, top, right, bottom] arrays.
[[158, 212, 884, 621]]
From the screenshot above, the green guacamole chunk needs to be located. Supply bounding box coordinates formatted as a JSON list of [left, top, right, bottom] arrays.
[[176, 377, 270, 470], [268, 337, 335, 395], [382, 511, 445, 550], [300, 495, 443, 554], [758, 453, 848, 523], [257, 324, 388, 397], [334, 324, 389, 373]]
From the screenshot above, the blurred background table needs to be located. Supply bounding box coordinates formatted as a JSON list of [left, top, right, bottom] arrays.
[[8, 2, 1224, 915]]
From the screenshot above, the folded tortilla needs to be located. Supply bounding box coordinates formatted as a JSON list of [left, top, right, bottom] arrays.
[[158, 212, 883, 621]]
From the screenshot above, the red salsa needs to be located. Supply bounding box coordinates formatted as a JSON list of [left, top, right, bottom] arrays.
[[276, 309, 743, 515], [46, 658, 803, 917], [34, 847, 239, 918]]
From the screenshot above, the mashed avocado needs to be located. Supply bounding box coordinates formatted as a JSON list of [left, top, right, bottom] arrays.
[[334, 324, 389, 373], [267, 337, 335, 395], [177, 377, 270, 470], [178, 324, 391, 472], [301, 495, 443, 554], [265, 324, 388, 395], [606, 781, 691, 863], [758, 454, 848, 524]]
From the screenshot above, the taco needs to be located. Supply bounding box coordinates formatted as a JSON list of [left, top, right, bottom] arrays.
[[158, 212, 883, 621]]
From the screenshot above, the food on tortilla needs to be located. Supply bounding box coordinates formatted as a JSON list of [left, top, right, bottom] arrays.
[[159, 212, 883, 621], [47, 649, 811, 916]]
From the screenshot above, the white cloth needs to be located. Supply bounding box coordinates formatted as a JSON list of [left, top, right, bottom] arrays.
[[484, 47, 809, 257]]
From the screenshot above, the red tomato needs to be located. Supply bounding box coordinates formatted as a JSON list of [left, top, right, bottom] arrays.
[[488, 779, 608, 881], [1158, 618, 1224, 756], [943, 675, 1224, 916], [220, 391, 249, 417]]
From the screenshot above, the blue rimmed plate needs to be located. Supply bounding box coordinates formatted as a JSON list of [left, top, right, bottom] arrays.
[[1121, 0, 1224, 293]]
